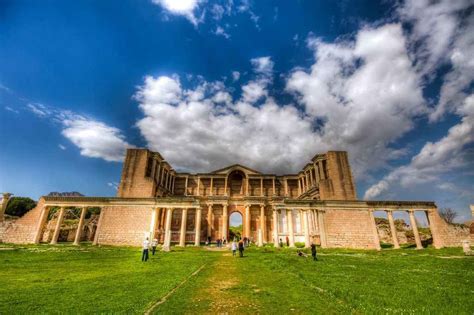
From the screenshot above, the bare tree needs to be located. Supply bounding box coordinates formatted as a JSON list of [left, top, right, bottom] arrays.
[[439, 208, 457, 224]]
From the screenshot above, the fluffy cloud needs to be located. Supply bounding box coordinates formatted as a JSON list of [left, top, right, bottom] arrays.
[[152, 0, 201, 25], [27, 104, 130, 162], [251, 56, 274, 77], [365, 94, 474, 199], [287, 24, 426, 176], [214, 26, 230, 39]]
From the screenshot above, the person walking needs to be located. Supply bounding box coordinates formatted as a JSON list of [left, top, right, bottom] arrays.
[[279, 238, 283, 248], [238, 240, 244, 257], [231, 240, 237, 256], [142, 237, 150, 262], [311, 243, 318, 261], [151, 238, 158, 255]]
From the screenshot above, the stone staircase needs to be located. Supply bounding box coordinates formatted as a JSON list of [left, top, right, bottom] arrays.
[[1, 198, 45, 244]]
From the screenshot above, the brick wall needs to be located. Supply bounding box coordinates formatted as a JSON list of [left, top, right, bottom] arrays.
[[324, 209, 378, 249], [117, 149, 156, 198], [428, 210, 470, 247], [96, 206, 152, 246], [1, 198, 45, 244], [320, 151, 357, 200]]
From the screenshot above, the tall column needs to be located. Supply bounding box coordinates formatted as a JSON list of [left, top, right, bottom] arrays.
[[179, 208, 187, 246], [34, 206, 50, 244], [50, 207, 66, 245], [408, 210, 423, 249], [246, 177, 249, 196], [207, 204, 212, 240], [317, 210, 327, 248], [426, 209, 442, 249], [92, 208, 104, 245], [303, 210, 310, 248], [260, 178, 264, 196], [298, 178, 302, 195], [210, 177, 213, 196], [163, 208, 173, 251], [318, 161, 325, 180], [197, 177, 200, 196], [305, 173, 310, 190], [287, 209, 295, 247], [245, 205, 251, 238], [195, 207, 202, 246], [284, 179, 289, 197], [313, 163, 320, 183], [386, 210, 400, 249], [258, 205, 265, 246], [368, 209, 381, 251], [224, 176, 228, 196], [272, 208, 279, 247], [222, 204, 228, 240], [184, 176, 189, 196], [272, 178, 276, 195], [73, 207, 87, 245], [149, 207, 159, 240]]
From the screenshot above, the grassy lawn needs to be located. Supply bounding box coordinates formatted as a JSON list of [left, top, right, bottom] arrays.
[[1, 244, 473, 314]]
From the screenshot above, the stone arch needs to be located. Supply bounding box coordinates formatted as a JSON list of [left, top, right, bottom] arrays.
[[227, 169, 247, 196]]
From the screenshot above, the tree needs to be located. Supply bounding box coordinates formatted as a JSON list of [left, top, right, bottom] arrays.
[[5, 197, 37, 217], [439, 208, 457, 224]]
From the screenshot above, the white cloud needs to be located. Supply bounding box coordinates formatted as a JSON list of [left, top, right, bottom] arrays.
[[151, 0, 201, 25], [287, 24, 426, 177], [27, 104, 130, 162], [214, 26, 230, 39], [241, 80, 268, 103], [250, 56, 274, 77], [58, 144, 66, 150], [365, 94, 474, 199], [397, 0, 474, 122], [232, 71, 240, 81], [4, 106, 19, 114]]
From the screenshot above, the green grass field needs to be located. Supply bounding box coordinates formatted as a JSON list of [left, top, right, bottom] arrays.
[[1, 244, 473, 314]]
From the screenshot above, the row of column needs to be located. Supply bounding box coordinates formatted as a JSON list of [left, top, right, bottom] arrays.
[[151, 159, 175, 193], [34, 206, 104, 246], [368, 209, 433, 250]]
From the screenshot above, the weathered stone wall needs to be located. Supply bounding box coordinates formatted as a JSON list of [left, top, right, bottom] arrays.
[[320, 151, 357, 200], [428, 210, 471, 247], [1, 198, 45, 244], [324, 209, 378, 249], [117, 149, 156, 198], [96, 206, 151, 246]]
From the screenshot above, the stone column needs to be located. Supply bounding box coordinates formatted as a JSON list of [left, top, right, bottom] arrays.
[[184, 176, 189, 196], [194, 207, 202, 246], [318, 161, 325, 180], [207, 204, 213, 240], [51, 207, 66, 245], [163, 208, 173, 251], [426, 209, 442, 249], [179, 208, 187, 246], [93, 208, 104, 246], [222, 204, 228, 240], [197, 177, 200, 196], [287, 209, 295, 247], [272, 208, 279, 247], [386, 210, 400, 249], [210, 177, 213, 196], [368, 209, 381, 251], [149, 207, 159, 240], [260, 178, 264, 197], [317, 210, 327, 248], [260, 205, 267, 243], [246, 177, 249, 196], [298, 178, 302, 195], [303, 210, 310, 248], [34, 206, 50, 244], [408, 210, 423, 249], [284, 179, 289, 197], [245, 205, 251, 238], [224, 176, 228, 196], [305, 173, 310, 190], [272, 178, 276, 195], [73, 207, 87, 245]]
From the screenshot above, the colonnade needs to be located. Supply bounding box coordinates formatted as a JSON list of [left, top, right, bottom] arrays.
[[368, 209, 438, 250], [34, 206, 104, 245]]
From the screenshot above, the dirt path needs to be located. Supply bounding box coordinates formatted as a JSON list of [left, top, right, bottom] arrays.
[[192, 252, 260, 314]]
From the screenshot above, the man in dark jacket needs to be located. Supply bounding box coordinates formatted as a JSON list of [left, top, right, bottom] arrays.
[[311, 243, 318, 261], [238, 240, 244, 257]]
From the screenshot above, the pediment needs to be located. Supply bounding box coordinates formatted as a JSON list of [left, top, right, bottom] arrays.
[[210, 164, 262, 175]]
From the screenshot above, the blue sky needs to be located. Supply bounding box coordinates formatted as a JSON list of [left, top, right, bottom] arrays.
[[0, 0, 472, 222]]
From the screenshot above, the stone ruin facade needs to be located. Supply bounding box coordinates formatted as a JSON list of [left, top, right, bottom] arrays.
[[1, 148, 472, 249]]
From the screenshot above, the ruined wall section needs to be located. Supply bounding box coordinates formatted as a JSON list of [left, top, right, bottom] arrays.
[[318, 151, 357, 201], [324, 209, 378, 249], [1, 198, 45, 244], [96, 206, 151, 246], [428, 210, 471, 247]]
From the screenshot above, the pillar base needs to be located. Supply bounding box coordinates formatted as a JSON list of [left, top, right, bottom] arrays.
[[162, 246, 170, 252]]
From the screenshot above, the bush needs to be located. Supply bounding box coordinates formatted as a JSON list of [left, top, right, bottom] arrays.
[[295, 242, 305, 248], [4, 197, 37, 217]]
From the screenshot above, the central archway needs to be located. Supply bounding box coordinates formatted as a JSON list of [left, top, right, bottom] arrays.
[[229, 211, 243, 241], [227, 170, 246, 196]]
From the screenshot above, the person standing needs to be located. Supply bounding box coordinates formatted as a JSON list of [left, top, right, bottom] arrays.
[[151, 238, 158, 255], [231, 240, 237, 256], [238, 240, 244, 257], [142, 237, 150, 262], [286, 236, 289, 247], [279, 238, 283, 248], [311, 243, 318, 261]]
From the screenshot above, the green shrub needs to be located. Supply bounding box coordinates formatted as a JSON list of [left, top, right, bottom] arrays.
[[4, 197, 36, 217], [295, 242, 305, 248]]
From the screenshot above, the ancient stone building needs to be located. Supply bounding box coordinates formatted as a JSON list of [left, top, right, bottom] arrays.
[[1, 148, 471, 249]]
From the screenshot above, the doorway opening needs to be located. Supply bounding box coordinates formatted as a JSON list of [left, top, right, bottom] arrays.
[[229, 212, 243, 241]]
